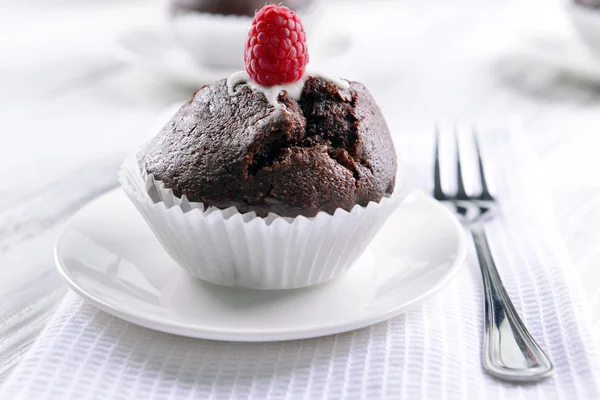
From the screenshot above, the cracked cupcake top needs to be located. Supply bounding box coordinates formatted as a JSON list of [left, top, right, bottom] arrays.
[[143, 77, 397, 218]]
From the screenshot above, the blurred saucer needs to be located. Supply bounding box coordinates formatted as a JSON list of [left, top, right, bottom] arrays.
[[513, 31, 600, 83], [115, 25, 235, 87], [566, 1, 600, 57], [115, 25, 353, 88]]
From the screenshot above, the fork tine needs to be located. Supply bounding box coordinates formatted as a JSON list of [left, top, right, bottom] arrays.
[[454, 125, 468, 199], [433, 124, 445, 200], [473, 130, 493, 200]]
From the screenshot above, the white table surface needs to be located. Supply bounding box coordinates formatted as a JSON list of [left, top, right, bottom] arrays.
[[1, 0, 600, 384]]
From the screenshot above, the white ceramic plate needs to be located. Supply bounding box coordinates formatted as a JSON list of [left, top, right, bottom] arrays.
[[115, 25, 353, 88], [513, 31, 600, 83], [55, 189, 466, 342], [566, 1, 600, 57]]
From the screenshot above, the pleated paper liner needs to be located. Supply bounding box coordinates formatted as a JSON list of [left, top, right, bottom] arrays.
[[119, 153, 410, 289]]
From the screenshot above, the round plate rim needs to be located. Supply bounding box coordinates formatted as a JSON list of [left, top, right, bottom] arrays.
[[54, 190, 466, 342], [113, 26, 230, 87], [113, 25, 355, 88]]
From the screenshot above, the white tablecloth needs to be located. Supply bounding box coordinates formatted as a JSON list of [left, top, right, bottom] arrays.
[[1, 125, 599, 399]]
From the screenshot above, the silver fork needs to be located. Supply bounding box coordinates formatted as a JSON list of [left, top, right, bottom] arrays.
[[433, 126, 553, 382]]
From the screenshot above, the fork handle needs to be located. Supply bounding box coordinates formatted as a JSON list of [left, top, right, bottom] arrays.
[[470, 223, 553, 382]]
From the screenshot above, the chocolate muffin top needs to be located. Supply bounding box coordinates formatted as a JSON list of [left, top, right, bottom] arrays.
[[575, 0, 600, 8], [143, 77, 397, 218], [170, 0, 313, 17]]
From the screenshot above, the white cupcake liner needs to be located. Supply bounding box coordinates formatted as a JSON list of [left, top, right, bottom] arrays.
[[118, 153, 410, 290]]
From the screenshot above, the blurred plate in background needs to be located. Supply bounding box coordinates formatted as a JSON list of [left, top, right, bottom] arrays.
[[115, 25, 353, 88], [513, 32, 600, 83]]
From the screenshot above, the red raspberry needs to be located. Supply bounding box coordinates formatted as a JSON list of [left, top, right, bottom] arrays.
[[244, 4, 309, 86]]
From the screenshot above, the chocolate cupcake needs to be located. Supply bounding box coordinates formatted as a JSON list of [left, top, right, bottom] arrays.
[[143, 76, 396, 218], [170, 0, 313, 17], [121, 5, 409, 289], [575, 0, 600, 9]]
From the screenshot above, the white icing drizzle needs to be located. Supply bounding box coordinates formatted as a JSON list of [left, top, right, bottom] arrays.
[[307, 71, 350, 92], [226, 70, 350, 109]]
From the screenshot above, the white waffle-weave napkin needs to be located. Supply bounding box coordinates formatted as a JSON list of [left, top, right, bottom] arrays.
[[1, 123, 599, 399]]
